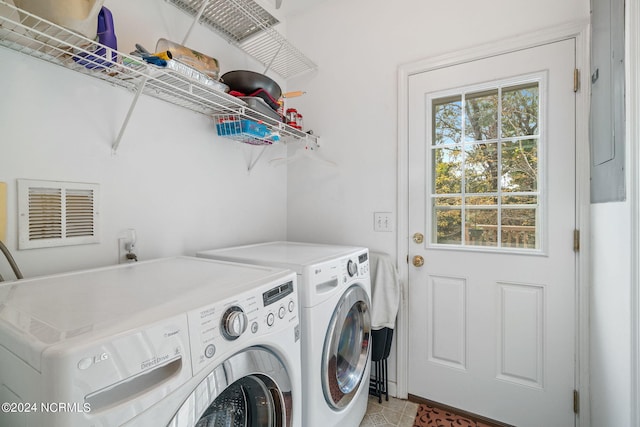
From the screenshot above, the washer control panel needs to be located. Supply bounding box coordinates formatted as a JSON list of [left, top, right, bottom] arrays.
[[187, 276, 297, 374], [261, 280, 296, 331]]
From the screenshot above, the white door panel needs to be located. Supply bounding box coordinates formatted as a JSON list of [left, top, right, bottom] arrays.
[[408, 39, 576, 427]]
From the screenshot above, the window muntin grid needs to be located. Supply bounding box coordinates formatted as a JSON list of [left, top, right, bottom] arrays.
[[429, 79, 542, 251]]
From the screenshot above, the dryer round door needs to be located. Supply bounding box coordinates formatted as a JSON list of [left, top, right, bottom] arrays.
[[168, 348, 293, 427], [321, 284, 371, 409]]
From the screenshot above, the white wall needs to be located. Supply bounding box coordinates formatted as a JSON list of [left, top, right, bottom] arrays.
[[0, 0, 289, 278], [284, 0, 591, 408], [590, 203, 631, 426]]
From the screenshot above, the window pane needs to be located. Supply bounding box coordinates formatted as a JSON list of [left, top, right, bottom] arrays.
[[501, 139, 538, 192], [501, 208, 537, 249], [435, 208, 461, 244], [501, 83, 539, 137], [465, 142, 498, 193], [466, 196, 497, 206], [433, 96, 462, 145], [501, 195, 537, 205], [435, 197, 462, 206], [465, 90, 498, 141], [433, 147, 462, 194], [465, 209, 497, 247]]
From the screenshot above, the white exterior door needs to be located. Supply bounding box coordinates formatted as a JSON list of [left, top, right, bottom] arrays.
[[407, 39, 577, 427]]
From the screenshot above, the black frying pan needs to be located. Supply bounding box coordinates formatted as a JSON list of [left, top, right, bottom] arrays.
[[221, 70, 282, 100]]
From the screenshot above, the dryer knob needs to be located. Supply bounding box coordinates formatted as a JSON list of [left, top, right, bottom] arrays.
[[221, 306, 248, 340], [347, 259, 358, 277]]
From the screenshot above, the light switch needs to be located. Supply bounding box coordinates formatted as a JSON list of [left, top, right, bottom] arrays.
[[374, 212, 394, 232]]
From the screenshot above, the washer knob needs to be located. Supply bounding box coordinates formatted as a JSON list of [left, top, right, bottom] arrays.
[[347, 259, 358, 277], [221, 306, 248, 340]]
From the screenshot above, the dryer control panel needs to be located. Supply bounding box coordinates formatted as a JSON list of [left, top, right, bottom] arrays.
[[341, 251, 369, 282], [187, 275, 298, 375]]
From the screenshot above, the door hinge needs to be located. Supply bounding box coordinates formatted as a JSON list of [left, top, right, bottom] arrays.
[[573, 389, 579, 414], [574, 69, 580, 92], [573, 229, 580, 252]]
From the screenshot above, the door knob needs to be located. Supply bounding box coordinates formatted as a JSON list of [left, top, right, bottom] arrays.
[[412, 255, 424, 267], [413, 232, 424, 244]]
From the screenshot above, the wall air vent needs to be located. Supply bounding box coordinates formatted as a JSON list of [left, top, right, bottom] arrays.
[[18, 179, 99, 249]]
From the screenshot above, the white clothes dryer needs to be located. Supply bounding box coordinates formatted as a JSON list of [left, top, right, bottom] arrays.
[[0, 257, 301, 427], [197, 241, 372, 427]]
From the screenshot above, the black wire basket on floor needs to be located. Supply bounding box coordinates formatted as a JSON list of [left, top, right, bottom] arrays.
[[369, 327, 393, 403]]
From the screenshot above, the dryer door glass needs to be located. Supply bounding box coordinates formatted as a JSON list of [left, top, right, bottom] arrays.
[[322, 284, 372, 409]]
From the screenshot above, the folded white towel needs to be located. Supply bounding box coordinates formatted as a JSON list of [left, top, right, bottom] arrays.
[[369, 251, 400, 330]]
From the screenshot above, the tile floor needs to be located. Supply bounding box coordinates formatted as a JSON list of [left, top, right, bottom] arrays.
[[359, 395, 419, 427]]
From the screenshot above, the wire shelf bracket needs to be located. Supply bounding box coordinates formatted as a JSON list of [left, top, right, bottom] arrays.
[[112, 75, 148, 154]]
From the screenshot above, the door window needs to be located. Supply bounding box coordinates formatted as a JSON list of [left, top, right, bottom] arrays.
[[429, 78, 542, 251]]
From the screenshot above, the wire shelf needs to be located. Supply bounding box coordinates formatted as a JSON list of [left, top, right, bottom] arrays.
[[166, 0, 318, 78], [0, 2, 246, 112], [0, 1, 319, 151]]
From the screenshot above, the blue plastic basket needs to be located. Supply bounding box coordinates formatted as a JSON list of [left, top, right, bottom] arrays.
[[216, 119, 279, 145]]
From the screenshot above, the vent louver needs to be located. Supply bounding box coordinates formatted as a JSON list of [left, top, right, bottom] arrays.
[[65, 189, 95, 238], [18, 180, 99, 249], [28, 187, 62, 240]]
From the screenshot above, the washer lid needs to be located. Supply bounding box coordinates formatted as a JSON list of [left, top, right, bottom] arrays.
[[0, 257, 292, 367], [197, 241, 366, 273]]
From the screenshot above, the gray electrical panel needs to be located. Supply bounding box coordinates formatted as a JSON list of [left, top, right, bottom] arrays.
[[590, 0, 625, 203]]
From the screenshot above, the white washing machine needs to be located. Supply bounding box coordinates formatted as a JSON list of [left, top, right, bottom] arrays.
[[0, 257, 301, 427], [197, 241, 372, 427]]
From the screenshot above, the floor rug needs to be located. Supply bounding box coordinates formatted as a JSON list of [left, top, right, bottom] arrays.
[[413, 404, 490, 427]]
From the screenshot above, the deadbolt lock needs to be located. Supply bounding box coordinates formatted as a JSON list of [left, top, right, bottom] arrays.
[[412, 255, 425, 267], [413, 232, 424, 244]]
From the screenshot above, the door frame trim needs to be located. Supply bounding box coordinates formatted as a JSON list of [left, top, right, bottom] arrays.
[[396, 21, 591, 426], [629, 0, 640, 424]]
